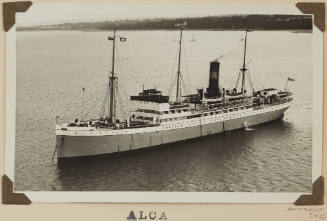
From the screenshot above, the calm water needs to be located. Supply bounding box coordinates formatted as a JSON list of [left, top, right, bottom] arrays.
[[15, 30, 312, 192]]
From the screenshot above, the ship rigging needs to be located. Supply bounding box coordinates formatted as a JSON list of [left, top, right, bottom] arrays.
[[175, 26, 183, 103], [55, 29, 293, 163], [107, 28, 127, 124]]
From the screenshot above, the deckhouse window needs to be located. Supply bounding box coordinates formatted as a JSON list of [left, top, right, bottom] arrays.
[[143, 117, 153, 121]]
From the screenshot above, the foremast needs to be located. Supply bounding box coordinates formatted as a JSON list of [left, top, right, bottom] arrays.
[[108, 28, 126, 124]]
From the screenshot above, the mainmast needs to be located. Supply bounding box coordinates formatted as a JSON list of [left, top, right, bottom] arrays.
[[176, 27, 183, 102], [108, 28, 126, 123], [241, 30, 248, 93]]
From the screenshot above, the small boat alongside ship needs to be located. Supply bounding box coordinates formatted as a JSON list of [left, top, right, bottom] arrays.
[[55, 28, 293, 163]]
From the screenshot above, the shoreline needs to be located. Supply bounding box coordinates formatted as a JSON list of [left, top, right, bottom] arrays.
[[17, 28, 313, 33]]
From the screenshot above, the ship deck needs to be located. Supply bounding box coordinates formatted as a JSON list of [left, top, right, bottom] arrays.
[[56, 99, 292, 136]]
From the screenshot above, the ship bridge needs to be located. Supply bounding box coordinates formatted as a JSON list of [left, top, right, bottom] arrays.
[[130, 89, 192, 125], [130, 89, 170, 125]]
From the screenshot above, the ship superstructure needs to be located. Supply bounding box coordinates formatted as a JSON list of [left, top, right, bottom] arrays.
[[55, 29, 293, 163]]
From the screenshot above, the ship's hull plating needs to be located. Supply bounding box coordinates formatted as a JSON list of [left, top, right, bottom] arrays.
[[56, 106, 289, 163]]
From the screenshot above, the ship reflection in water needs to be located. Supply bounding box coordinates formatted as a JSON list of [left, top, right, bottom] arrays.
[[54, 119, 310, 192]]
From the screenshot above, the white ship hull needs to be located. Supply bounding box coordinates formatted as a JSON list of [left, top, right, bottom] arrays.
[[56, 103, 289, 163]]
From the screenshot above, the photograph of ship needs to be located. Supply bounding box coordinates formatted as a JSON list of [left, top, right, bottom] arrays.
[[14, 5, 313, 192], [55, 28, 293, 162]]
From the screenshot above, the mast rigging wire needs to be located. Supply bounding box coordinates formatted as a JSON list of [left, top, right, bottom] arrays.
[[181, 40, 196, 95], [167, 44, 180, 98], [246, 70, 254, 92]]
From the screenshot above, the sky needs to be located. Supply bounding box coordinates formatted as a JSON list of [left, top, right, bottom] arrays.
[[16, 4, 302, 26]]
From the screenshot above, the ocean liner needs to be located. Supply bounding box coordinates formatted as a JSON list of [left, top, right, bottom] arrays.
[[55, 29, 293, 163]]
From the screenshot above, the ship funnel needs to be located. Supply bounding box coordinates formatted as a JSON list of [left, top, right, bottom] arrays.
[[206, 59, 220, 97]]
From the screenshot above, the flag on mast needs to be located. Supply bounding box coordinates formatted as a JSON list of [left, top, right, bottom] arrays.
[[288, 77, 295, 82]]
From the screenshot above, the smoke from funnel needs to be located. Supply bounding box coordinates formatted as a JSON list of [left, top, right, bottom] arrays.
[[217, 50, 237, 60]]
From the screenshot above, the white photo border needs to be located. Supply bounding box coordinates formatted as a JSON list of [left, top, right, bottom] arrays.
[[5, 4, 323, 203]]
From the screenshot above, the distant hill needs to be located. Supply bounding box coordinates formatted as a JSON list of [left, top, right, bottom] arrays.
[[17, 14, 312, 31]]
